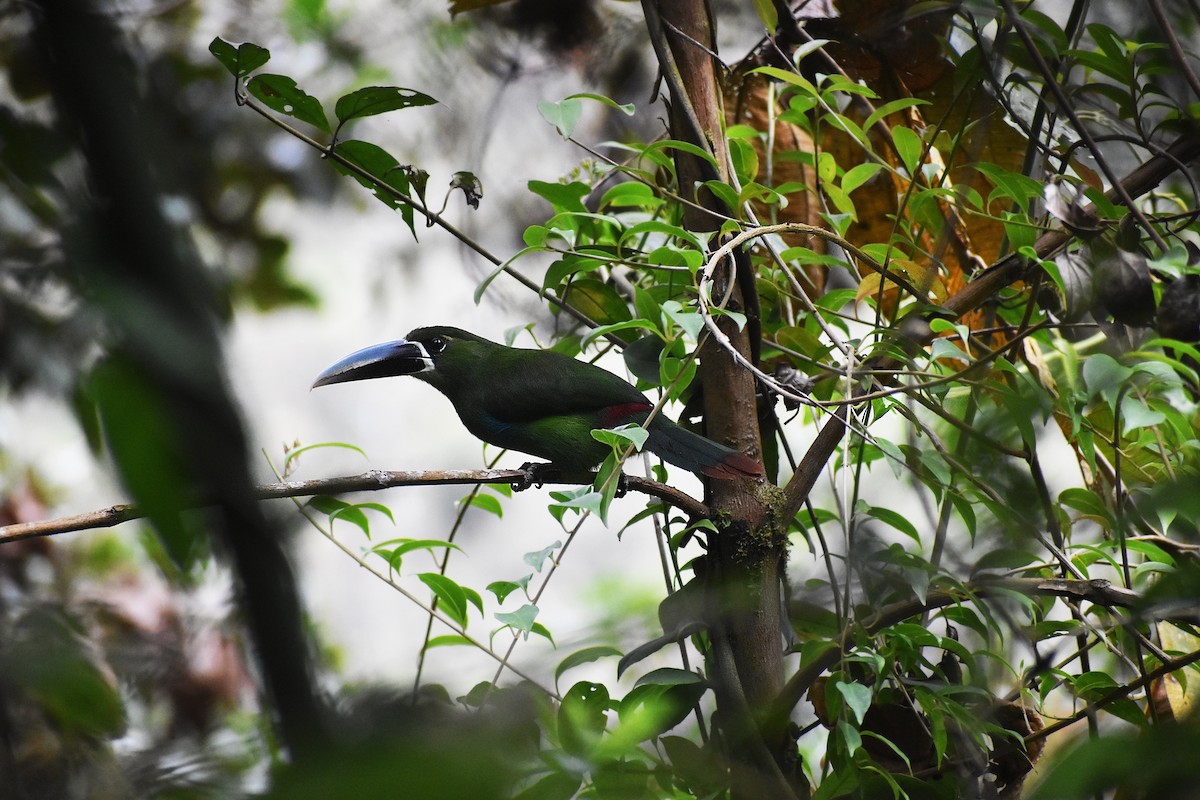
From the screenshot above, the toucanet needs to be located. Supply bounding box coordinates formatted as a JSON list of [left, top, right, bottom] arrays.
[[313, 326, 763, 480]]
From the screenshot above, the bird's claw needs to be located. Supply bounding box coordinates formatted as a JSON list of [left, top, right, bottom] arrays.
[[512, 461, 553, 491], [615, 472, 629, 498]]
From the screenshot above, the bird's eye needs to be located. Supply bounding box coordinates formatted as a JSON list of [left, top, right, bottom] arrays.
[[427, 336, 448, 354]]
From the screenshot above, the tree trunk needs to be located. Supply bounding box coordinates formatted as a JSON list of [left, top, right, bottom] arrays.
[[641, 0, 801, 795]]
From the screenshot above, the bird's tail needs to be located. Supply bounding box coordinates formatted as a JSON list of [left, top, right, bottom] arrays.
[[645, 417, 764, 480]]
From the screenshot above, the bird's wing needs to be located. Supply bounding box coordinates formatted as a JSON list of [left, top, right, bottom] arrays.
[[479, 347, 650, 423]]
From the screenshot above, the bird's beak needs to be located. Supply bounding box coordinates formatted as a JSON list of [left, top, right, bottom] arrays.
[[312, 339, 433, 388]]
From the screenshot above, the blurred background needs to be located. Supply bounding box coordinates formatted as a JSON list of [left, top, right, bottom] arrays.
[[0, 0, 776, 711]]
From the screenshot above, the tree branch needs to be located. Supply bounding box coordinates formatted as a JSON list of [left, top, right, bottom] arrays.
[[768, 574, 1200, 730], [776, 130, 1200, 526], [0, 468, 709, 542]]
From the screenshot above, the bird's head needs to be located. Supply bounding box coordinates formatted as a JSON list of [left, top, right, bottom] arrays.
[[313, 326, 492, 391]]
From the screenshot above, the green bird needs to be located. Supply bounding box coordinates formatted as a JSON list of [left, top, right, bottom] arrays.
[[313, 326, 763, 480]]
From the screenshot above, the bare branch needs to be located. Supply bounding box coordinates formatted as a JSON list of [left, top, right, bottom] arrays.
[[0, 468, 709, 542]]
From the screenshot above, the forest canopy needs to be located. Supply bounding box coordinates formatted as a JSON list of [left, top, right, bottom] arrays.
[[2, 1, 1200, 798]]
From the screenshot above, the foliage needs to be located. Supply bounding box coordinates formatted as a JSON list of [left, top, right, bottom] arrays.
[[4, 0, 1200, 798]]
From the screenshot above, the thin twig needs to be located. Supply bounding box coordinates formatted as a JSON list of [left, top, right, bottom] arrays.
[[0, 468, 709, 542]]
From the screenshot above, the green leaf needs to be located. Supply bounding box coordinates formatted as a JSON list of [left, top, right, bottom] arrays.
[[423, 635, 472, 650], [418, 572, 469, 627], [530, 622, 555, 646], [512, 772, 582, 800], [9, 609, 125, 736], [524, 541, 562, 572], [447, 170, 483, 209], [371, 538, 461, 561], [88, 356, 201, 574], [838, 717, 862, 755], [566, 92, 634, 116], [538, 97, 584, 138], [592, 423, 650, 452], [542, 256, 601, 292], [247, 74, 331, 132], [307, 496, 391, 539], [841, 162, 884, 195], [1082, 353, 1133, 405], [863, 97, 930, 133], [751, 0, 778, 29], [613, 679, 706, 745], [329, 140, 416, 233], [750, 65, 821, 99], [1059, 488, 1114, 527], [835, 680, 872, 725], [562, 278, 633, 327], [579, 319, 658, 349], [975, 162, 1045, 211], [891, 126, 923, 174], [1071, 672, 1147, 727], [528, 180, 591, 213], [496, 603, 540, 638], [281, 440, 367, 472], [334, 86, 436, 126], [558, 681, 610, 756], [642, 138, 719, 169], [862, 504, 921, 542], [486, 576, 530, 603], [661, 300, 705, 341], [556, 646, 623, 688], [1120, 393, 1165, 433], [474, 245, 541, 304], [208, 37, 270, 78], [633, 667, 704, 688], [467, 493, 504, 518], [548, 486, 604, 520], [599, 181, 661, 211]]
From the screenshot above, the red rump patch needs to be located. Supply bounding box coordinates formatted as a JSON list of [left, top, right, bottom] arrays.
[[701, 451, 765, 479], [601, 402, 653, 428]]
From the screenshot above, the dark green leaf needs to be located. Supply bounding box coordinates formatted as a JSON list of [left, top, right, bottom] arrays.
[[528, 180, 591, 213], [512, 772, 582, 800], [9, 609, 124, 736], [208, 37, 270, 77], [751, 0, 778, 29], [862, 504, 922, 542], [88, 356, 203, 574], [555, 646, 623, 688], [423, 635, 472, 650], [468, 493, 504, 518], [449, 171, 483, 209], [330, 140, 416, 233], [614, 680, 706, 743], [529, 622, 554, 646], [558, 681, 610, 756], [419, 572, 469, 627], [334, 86, 436, 125], [247, 74, 331, 132], [486, 577, 530, 603], [563, 279, 632, 327]]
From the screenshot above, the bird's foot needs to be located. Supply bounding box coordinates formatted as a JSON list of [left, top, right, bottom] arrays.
[[615, 472, 629, 498], [512, 461, 555, 491]]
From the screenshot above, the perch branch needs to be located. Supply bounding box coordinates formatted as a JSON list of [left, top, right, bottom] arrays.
[[0, 468, 708, 542]]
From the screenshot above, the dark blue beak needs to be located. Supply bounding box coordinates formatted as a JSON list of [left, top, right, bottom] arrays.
[[312, 339, 433, 388]]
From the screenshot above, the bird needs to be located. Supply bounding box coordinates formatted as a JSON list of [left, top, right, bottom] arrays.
[[313, 326, 764, 480]]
